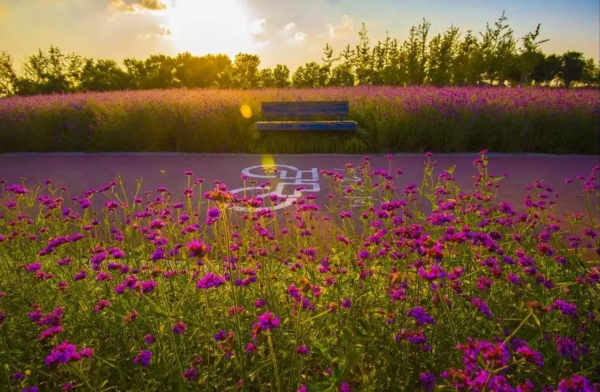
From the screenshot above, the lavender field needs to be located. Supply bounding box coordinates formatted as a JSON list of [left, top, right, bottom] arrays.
[[0, 86, 599, 154], [0, 151, 599, 390]]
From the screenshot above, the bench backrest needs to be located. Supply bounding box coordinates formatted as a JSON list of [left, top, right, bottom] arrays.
[[262, 101, 349, 119]]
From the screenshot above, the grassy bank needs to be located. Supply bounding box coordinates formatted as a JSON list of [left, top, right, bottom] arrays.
[[0, 86, 598, 154]]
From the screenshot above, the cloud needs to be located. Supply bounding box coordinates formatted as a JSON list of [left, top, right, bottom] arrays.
[[294, 31, 306, 42], [283, 22, 296, 31], [108, 0, 166, 13], [140, 0, 166, 10], [250, 18, 266, 35], [327, 14, 353, 37]]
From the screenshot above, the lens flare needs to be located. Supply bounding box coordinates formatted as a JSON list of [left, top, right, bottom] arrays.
[[240, 104, 252, 119], [261, 155, 276, 175]]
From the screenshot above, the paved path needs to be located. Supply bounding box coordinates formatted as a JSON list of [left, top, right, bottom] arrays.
[[0, 153, 598, 219]]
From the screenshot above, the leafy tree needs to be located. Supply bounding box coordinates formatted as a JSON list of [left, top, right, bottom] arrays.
[[479, 11, 517, 85], [427, 26, 460, 86], [141, 54, 177, 89], [123, 58, 148, 89], [403, 19, 430, 85], [258, 68, 275, 88], [531, 54, 562, 86], [513, 24, 548, 86], [79, 59, 131, 91], [328, 64, 355, 87], [581, 58, 599, 87], [292, 62, 329, 88], [272, 64, 290, 88], [354, 23, 373, 85], [560, 51, 586, 88], [452, 30, 485, 85], [0, 51, 17, 97], [231, 53, 260, 89], [16, 46, 82, 95]]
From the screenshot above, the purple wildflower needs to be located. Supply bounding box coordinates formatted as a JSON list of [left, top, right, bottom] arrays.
[[133, 350, 152, 367], [407, 307, 435, 326]]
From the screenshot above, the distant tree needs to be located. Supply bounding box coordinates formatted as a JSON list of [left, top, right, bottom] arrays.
[[231, 53, 260, 89], [0, 51, 17, 97], [512, 24, 548, 86], [292, 62, 329, 88], [581, 58, 600, 87], [380, 38, 406, 85], [560, 51, 586, 88], [328, 64, 355, 87], [16, 46, 82, 95], [354, 23, 373, 85], [479, 11, 517, 85], [258, 68, 275, 88], [79, 59, 131, 91], [123, 58, 148, 89], [427, 26, 460, 86], [272, 64, 290, 88], [452, 30, 484, 85], [142, 54, 177, 89], [403, 19, 430, 85], [531, 54, 562, 86]]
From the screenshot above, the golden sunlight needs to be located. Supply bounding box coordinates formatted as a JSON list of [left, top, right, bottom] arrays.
[[165, 0, 254, 58]]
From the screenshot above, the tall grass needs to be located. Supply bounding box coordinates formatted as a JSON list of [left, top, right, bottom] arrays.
[[0, 86, 598, 154]]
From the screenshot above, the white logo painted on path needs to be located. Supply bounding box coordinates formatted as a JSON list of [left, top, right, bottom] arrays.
[[229, 165, 320, 212]]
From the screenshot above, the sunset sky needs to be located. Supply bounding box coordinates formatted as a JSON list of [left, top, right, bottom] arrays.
[[0, 0, 598, 70]]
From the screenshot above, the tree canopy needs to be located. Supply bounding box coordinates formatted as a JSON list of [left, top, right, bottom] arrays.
[[0, 12, 598, 97]]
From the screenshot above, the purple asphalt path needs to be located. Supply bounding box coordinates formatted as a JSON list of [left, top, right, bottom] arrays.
[[0, 153, 598, 218]]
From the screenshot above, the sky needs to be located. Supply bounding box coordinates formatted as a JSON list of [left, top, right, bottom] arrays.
[[0, 0, 598, 70]]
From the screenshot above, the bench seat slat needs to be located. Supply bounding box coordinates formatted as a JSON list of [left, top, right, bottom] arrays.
[[262, 101, 349, 119], [256, 121, 358, 131]]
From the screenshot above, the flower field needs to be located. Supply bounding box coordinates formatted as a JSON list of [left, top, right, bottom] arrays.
[[0, 151, 599, 391], [0, 86, 599, 154]]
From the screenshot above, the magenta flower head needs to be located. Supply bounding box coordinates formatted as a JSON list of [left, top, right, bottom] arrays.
[[516, 346, 544, 367], [172, 321, 187, 335], [257, 311, 280, 330], [471, 297, 493, 318], [25, 263, 42, 273], [133, 350, 152, 367], [187, 240, 211, 258], [550, 299, 578, 318], [144, 334, 155, 345], [296, 345, 310, 355], [407, 307, 435, 326], [183, 366, 198, 381], [208, 207, 220, 220], [45, 341, 82, 366], [557, 374, 594, 391], [420, 372, 436, 391]]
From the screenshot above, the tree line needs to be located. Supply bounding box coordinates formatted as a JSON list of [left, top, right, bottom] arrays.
[[0, 12, 598, 97]]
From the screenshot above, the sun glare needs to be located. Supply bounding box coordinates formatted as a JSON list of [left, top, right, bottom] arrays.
[[165, 0, 255, 58]]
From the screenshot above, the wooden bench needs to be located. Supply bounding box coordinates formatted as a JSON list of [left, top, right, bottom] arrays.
[[255, 101, 358, 131]]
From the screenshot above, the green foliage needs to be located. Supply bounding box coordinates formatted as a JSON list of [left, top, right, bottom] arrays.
[[232, 53, 261, 89], [561, 52, 587, 88]]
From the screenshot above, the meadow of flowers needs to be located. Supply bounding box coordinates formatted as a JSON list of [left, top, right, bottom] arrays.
[[0, 151, 599, 391], [0, 86, 599, 154]]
